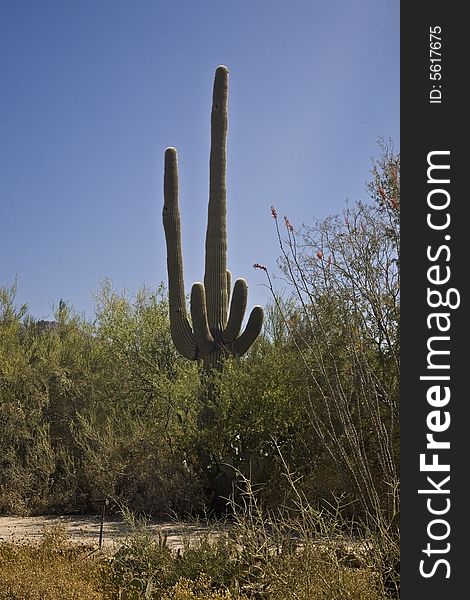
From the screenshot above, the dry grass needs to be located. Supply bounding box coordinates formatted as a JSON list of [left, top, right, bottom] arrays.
[[161, 577, 249, 599], [0, 525, 105, 599], [266, 546, 380, 600], [0, 521, 390, 600]]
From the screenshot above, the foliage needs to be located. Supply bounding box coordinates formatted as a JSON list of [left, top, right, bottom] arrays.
[[253, 146, 400, 518], [252, 140, 400, 594], [0, 282, 201, 516], [1, 143, 399, 522], [0, 142, 399, 595]]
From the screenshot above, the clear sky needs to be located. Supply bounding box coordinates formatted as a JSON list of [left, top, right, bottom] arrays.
[[1, 0, 399, 319]]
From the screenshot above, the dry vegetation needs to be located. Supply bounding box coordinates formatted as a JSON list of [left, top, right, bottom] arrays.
[[0, 517, 388, 600], [0, 144, 399, 598]]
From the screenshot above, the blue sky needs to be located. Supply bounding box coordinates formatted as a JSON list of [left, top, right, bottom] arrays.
[[0, 0, 399, 319]]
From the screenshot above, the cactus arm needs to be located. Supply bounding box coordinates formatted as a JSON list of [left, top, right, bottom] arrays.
[[223, 278, 248, 344], [230, 306, 264, 357], [163, 147, 198, 360], [190, 283, 215, 355], [226, 270, 232, 305], [204, 65, 229, 334]]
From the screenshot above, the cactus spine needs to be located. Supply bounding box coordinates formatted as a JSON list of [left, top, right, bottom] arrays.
[[163, 66, 263, 372]]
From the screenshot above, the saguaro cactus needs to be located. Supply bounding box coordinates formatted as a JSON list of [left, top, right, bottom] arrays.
[[163, 66, 263, 372]]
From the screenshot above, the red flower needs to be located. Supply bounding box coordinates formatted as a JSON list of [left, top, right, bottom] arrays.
[[316, 251, 323, 260], [253, 263, 267, 271]]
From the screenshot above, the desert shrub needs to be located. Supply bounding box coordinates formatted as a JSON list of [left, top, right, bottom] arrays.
[[266, 546, 380, 600], [0, 282, 203, 517], [260, 195, 400, 524], [108, 514, 246, 597], [105, 507, 391, 599], [162, 577, 248, 600], [251, 142, 400, 595]]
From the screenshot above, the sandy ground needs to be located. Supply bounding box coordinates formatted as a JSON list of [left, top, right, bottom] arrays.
[[0, 515, 367, 562], [0, 515, 219, 550]]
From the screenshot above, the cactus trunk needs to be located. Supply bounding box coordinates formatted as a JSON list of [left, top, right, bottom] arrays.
[[205, 66, 228, 341], [162, 67, 264, 510]]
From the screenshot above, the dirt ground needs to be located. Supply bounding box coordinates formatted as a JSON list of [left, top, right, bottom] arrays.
[[0, 515, 368, 560], [0, 515, 218, 550]]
